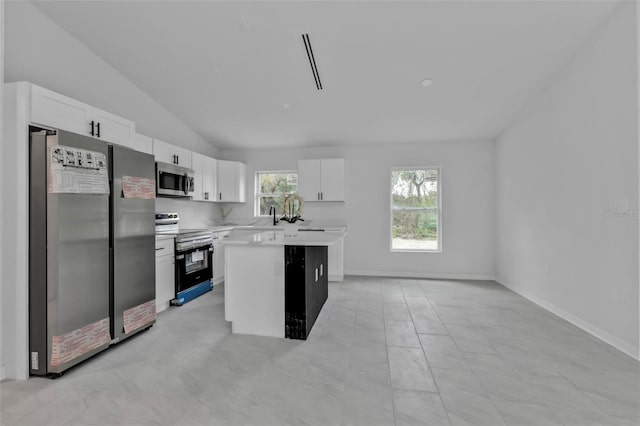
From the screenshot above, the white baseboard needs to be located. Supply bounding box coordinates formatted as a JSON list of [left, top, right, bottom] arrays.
[[344, 270, 496, 281], [497, 276, 639, 361]]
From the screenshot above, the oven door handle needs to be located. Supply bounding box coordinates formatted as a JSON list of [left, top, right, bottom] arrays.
[[176, 241, 214, 253]]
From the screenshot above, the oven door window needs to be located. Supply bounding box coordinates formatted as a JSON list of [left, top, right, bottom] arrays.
[[185, 248, 208, 274]]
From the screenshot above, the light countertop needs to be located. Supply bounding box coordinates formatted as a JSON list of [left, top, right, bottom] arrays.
[[155, 234, 175, 241], [222, 229, 343, 246], [208, 226, 234, 232]]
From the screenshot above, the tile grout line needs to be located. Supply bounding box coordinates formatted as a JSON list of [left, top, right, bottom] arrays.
[[383, 285, 400, 426], [405, 286, 453, 426], [421, 285, 510, 426]]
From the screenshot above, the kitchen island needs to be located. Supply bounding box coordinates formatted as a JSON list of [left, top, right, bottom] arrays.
[[223, 230, 344, 339]]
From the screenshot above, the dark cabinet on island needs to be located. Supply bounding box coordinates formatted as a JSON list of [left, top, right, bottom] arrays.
[[285, 245, 328, 339]]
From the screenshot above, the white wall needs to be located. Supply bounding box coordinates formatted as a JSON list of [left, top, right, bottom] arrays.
[[496, 2, 639, 358], [156, 198, 220, 228], [222, 139, 496, 279], [0, 0, 6, 381], [4, 1, 217, 157]]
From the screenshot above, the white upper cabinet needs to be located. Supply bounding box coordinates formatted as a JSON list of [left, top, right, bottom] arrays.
[[153, 139, 192, 169], [216, 160, 246, 203], [133, 134, 154, 155], [320, 159, 345, 201], [92, 108, 135, 146], [298, 159, 322, 202], [298, 158, 345, 202], [30, 84, 135, 148], [192, 152, 217, 202], [30, 85, 93, 136]]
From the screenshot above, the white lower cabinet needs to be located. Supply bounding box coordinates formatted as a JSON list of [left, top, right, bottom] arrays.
[[155, 237, 175, 313], [326, 232, 344, 281], [212, 230, 230, 285]]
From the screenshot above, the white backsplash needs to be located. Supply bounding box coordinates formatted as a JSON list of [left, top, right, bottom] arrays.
[[155, 198, 220, 228]]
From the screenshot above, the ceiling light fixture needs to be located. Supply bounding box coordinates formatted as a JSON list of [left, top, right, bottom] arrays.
[[421, 78, 433, 87]]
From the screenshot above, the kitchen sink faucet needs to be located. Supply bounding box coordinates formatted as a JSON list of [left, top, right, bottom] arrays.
[[269, 205, 279, 226]]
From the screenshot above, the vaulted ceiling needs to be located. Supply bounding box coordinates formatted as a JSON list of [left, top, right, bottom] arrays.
[[31, 0, 620, 150]]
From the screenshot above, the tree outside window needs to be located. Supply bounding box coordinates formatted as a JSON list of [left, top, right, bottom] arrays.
[[255, 171, 298, 216], [391, 168, 441, 251]]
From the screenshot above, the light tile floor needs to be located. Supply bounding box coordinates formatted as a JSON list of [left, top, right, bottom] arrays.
[[1, 276, 639, 425]]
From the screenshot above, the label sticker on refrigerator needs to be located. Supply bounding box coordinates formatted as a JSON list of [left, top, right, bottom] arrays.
[[122, 176, 156, 199], [49, 145, 110, 195], [31, 352, 39, 370]]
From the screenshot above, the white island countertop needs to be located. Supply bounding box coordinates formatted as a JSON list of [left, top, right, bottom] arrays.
[[223, 229, 343, 246]]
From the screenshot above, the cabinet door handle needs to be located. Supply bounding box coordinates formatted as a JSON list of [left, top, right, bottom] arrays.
[[219, 193, 222, 200], [204, 192, 209, 200], [317, 192, 320, 200], [321, 192, 323, 200], [315, 268, 318, 282], [177, 155, 179, 164], [90, 120, 95, 136], [320, 263, 323, 276], [155, 247, 165, 251], [96, 122, 101, 138]]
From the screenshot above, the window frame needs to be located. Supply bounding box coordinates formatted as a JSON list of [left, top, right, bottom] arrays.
[[254, 170, 299, 217], [389, 166, 442, 253]]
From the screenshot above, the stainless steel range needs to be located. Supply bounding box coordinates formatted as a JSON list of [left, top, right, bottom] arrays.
[[156, 213, 214, 305]]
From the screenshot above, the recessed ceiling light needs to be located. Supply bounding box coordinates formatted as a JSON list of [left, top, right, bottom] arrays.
[[421, 78, 433, 87], [238, 19, 251, 32]]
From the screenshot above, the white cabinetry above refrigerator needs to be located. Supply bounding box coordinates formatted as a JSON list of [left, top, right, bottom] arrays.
[[30, 84, 135, 149]]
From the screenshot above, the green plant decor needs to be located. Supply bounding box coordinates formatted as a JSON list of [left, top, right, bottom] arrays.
[[279, 193, 304, 223]]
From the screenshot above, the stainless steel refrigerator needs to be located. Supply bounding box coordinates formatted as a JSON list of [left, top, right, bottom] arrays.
[[29, 128, 155, 377], [109, 144, 156, 344]]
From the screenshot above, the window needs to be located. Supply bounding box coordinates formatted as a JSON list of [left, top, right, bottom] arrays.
[[390, 168, 441, 252], [255, 171, 298, 216]]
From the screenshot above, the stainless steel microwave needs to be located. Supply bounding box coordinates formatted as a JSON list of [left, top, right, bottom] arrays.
[[156, 162, 195, 197]]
